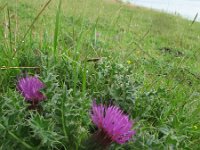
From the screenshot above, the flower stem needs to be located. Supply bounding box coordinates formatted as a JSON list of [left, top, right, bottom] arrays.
[[82, 130, 111, 150]]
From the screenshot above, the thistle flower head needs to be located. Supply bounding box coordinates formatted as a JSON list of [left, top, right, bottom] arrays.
[[17, 76, 46, 103], [91, 101, 135, 146]]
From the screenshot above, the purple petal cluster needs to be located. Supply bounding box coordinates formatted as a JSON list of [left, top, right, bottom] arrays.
[[17, 76, 46, 103], [91, 101, 135, 145]]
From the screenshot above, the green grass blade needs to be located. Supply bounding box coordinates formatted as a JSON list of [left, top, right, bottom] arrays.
[[22, 0, 52, 41], [7, 8, 12, 51], [0, 3, 7, 14], [0, 123, 34, 150], [53, 0, 62, 62]]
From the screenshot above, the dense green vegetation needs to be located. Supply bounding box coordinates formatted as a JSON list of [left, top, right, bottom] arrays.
[[0, 0, 200, 149]]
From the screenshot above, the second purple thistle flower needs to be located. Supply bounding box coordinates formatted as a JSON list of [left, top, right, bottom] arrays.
[[17, 76, 46, 105], [90, 101, 136, 148]]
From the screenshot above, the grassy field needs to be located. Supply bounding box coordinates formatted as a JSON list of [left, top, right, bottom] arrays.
[[0, 0, 200, 149]]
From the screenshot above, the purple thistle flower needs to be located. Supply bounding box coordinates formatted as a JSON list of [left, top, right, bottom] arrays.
[[17, 76, 46, 105], [90, 101, 135, 148]]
